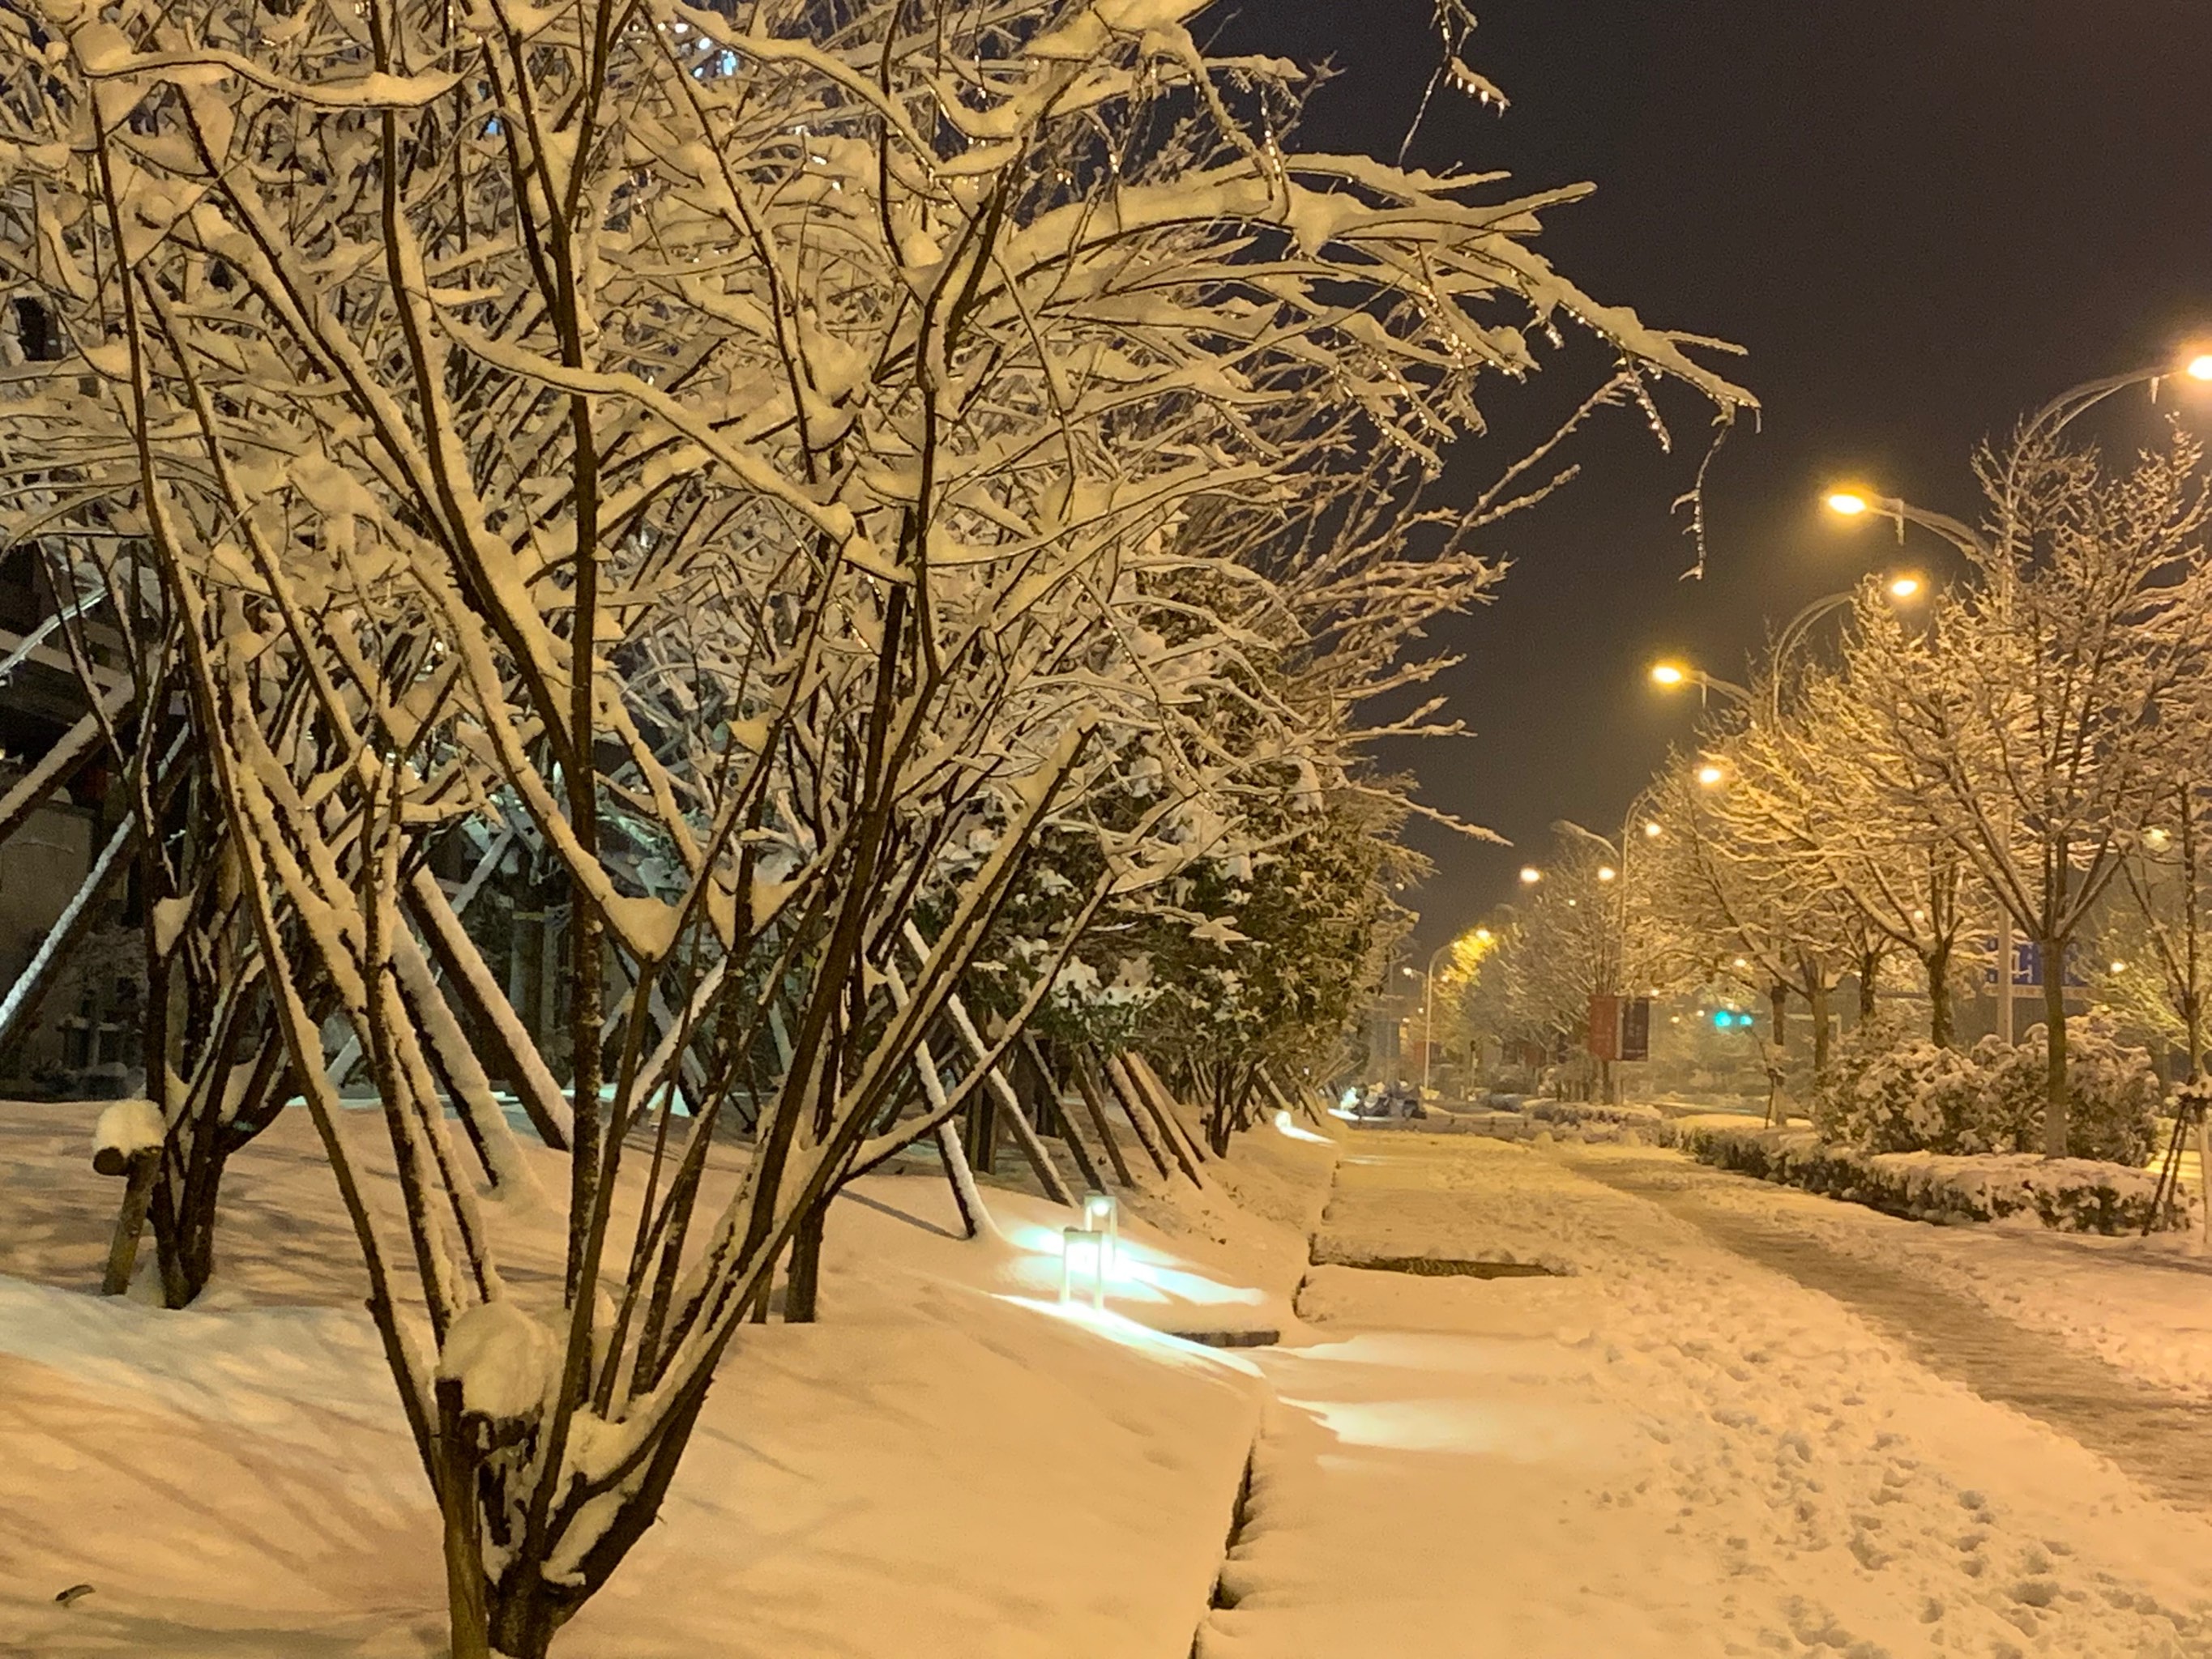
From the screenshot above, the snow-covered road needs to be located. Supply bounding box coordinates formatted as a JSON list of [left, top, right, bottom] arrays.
[[1198, 1133, 2212, 1658]]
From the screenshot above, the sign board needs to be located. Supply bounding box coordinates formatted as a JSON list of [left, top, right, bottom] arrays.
[[1587, 993, 1621, 1062], [1975, 937, 2089, 991], [1620, 996, 1652, 1063]]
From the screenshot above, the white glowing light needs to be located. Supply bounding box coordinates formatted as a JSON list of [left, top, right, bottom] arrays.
[[1060, 1226, 1107, 1311], [1082, 1192, 1120, 1262]]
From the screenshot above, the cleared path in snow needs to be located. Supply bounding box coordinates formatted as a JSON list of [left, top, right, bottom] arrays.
[[1196, 1132, 2212, 1659], [1565, 1144, 2212, 1513]]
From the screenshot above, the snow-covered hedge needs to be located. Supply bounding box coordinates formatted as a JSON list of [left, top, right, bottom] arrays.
[[1527, 1099, 1667, 1129], [1811, 1017, 2159, 1163], [1680, 1121, 2183, 1235]]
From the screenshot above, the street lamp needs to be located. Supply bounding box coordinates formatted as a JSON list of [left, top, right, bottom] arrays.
[[1826, 350, 2212, 557], [1696, 763, 1726, 787], [1650, 659, 1753, 707], [1519, 866, 1543, 885], [1823, 485, 1987, 559]]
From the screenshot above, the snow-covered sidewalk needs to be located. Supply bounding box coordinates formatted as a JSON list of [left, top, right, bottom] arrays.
[[1577, 1134, 2212, 1402], [1200, 1133, 2212, 1657]]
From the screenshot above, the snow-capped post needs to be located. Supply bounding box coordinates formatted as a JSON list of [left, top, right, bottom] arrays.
[[0, 0, 1744, 1650], [92, 1098, 164, 1296]]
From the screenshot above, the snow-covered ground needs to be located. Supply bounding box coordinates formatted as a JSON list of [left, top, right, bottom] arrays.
[[1595, 1129, 2212, 1401], [1201, 1132, 2212, 1658], [0, 1102, 1334, 1657], [15, 1101, 2212, 1657]]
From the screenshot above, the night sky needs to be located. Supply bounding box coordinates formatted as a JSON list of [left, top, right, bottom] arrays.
[[1212, 1, 2212, 953]]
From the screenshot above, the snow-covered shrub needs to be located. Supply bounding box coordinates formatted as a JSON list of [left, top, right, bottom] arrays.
[[1974, 1034, 2044, 1154], [1809, 1009, 1911, 1142], [1975, 1024, 2159, 1163], [2054, 1022, 2162, 1166], [1843, 1043, 2000, 1155], [1814, 1017, 2158, 1164], [1680, 1122, 2182, 1235]]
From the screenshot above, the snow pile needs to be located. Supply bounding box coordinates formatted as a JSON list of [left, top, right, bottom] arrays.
[[90, 1098, 163, 1171], [437, 1300, 556, 1424], [1681, 1119, 2182, 1234]]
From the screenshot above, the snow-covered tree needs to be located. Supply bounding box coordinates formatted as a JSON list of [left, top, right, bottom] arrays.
[[1844, 419, 2212, 1155], [0, 0, 1743, 1652], [1638, 748, 1855, 1094], [2086, 776, 2212, 1075], [1721, 621, 1974, 1047]]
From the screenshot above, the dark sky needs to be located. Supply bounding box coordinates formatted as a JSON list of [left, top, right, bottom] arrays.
[[1211, 1, 2212, 953]]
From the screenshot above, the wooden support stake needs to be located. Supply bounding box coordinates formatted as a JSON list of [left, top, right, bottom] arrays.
[[936, 1120, 988, 1239], [98, 1147, 159, 1296], [1100, 1051, 1183, 1184], [939, 997, 1074, 1206], [1127, 1054, 1214, 1171], [1045, 1038, 1134, 1189]]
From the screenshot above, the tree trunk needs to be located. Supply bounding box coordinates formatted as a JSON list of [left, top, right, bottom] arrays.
[[487, 1580, 560, 1659], [434, 1380, 495, 1659], [1809, 980, 1832, 1077], [2196, 1103, 2210, 1258], [149, 1145, 228, 1309], [2041, 940, 2069, 1158], [783, 1197, 826, 1324], [1924, 941, 1954, 1049], [1856, 949, 1879, 1021]]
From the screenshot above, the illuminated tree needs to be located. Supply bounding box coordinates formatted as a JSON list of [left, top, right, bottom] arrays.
[[0, 0, 1742, 1651]]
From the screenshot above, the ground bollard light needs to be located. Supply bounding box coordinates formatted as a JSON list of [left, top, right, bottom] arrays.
[[1061, 1227, 1108, 1311], [1082, 1192, 1119, 1265]]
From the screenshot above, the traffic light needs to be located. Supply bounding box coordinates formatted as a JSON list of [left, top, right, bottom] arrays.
[[1711, 1008, 1753, 1031]]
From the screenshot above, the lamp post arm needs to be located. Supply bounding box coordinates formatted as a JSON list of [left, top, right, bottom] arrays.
[[1693, 669, 1754, 706], [1873, 497, 1989, 561]]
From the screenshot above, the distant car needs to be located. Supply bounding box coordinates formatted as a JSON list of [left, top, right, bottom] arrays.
[[1355, 1082, 1424, 1120]]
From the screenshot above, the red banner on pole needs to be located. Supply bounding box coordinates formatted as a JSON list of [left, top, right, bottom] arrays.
[[1587, 993, 1622, 1062]]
